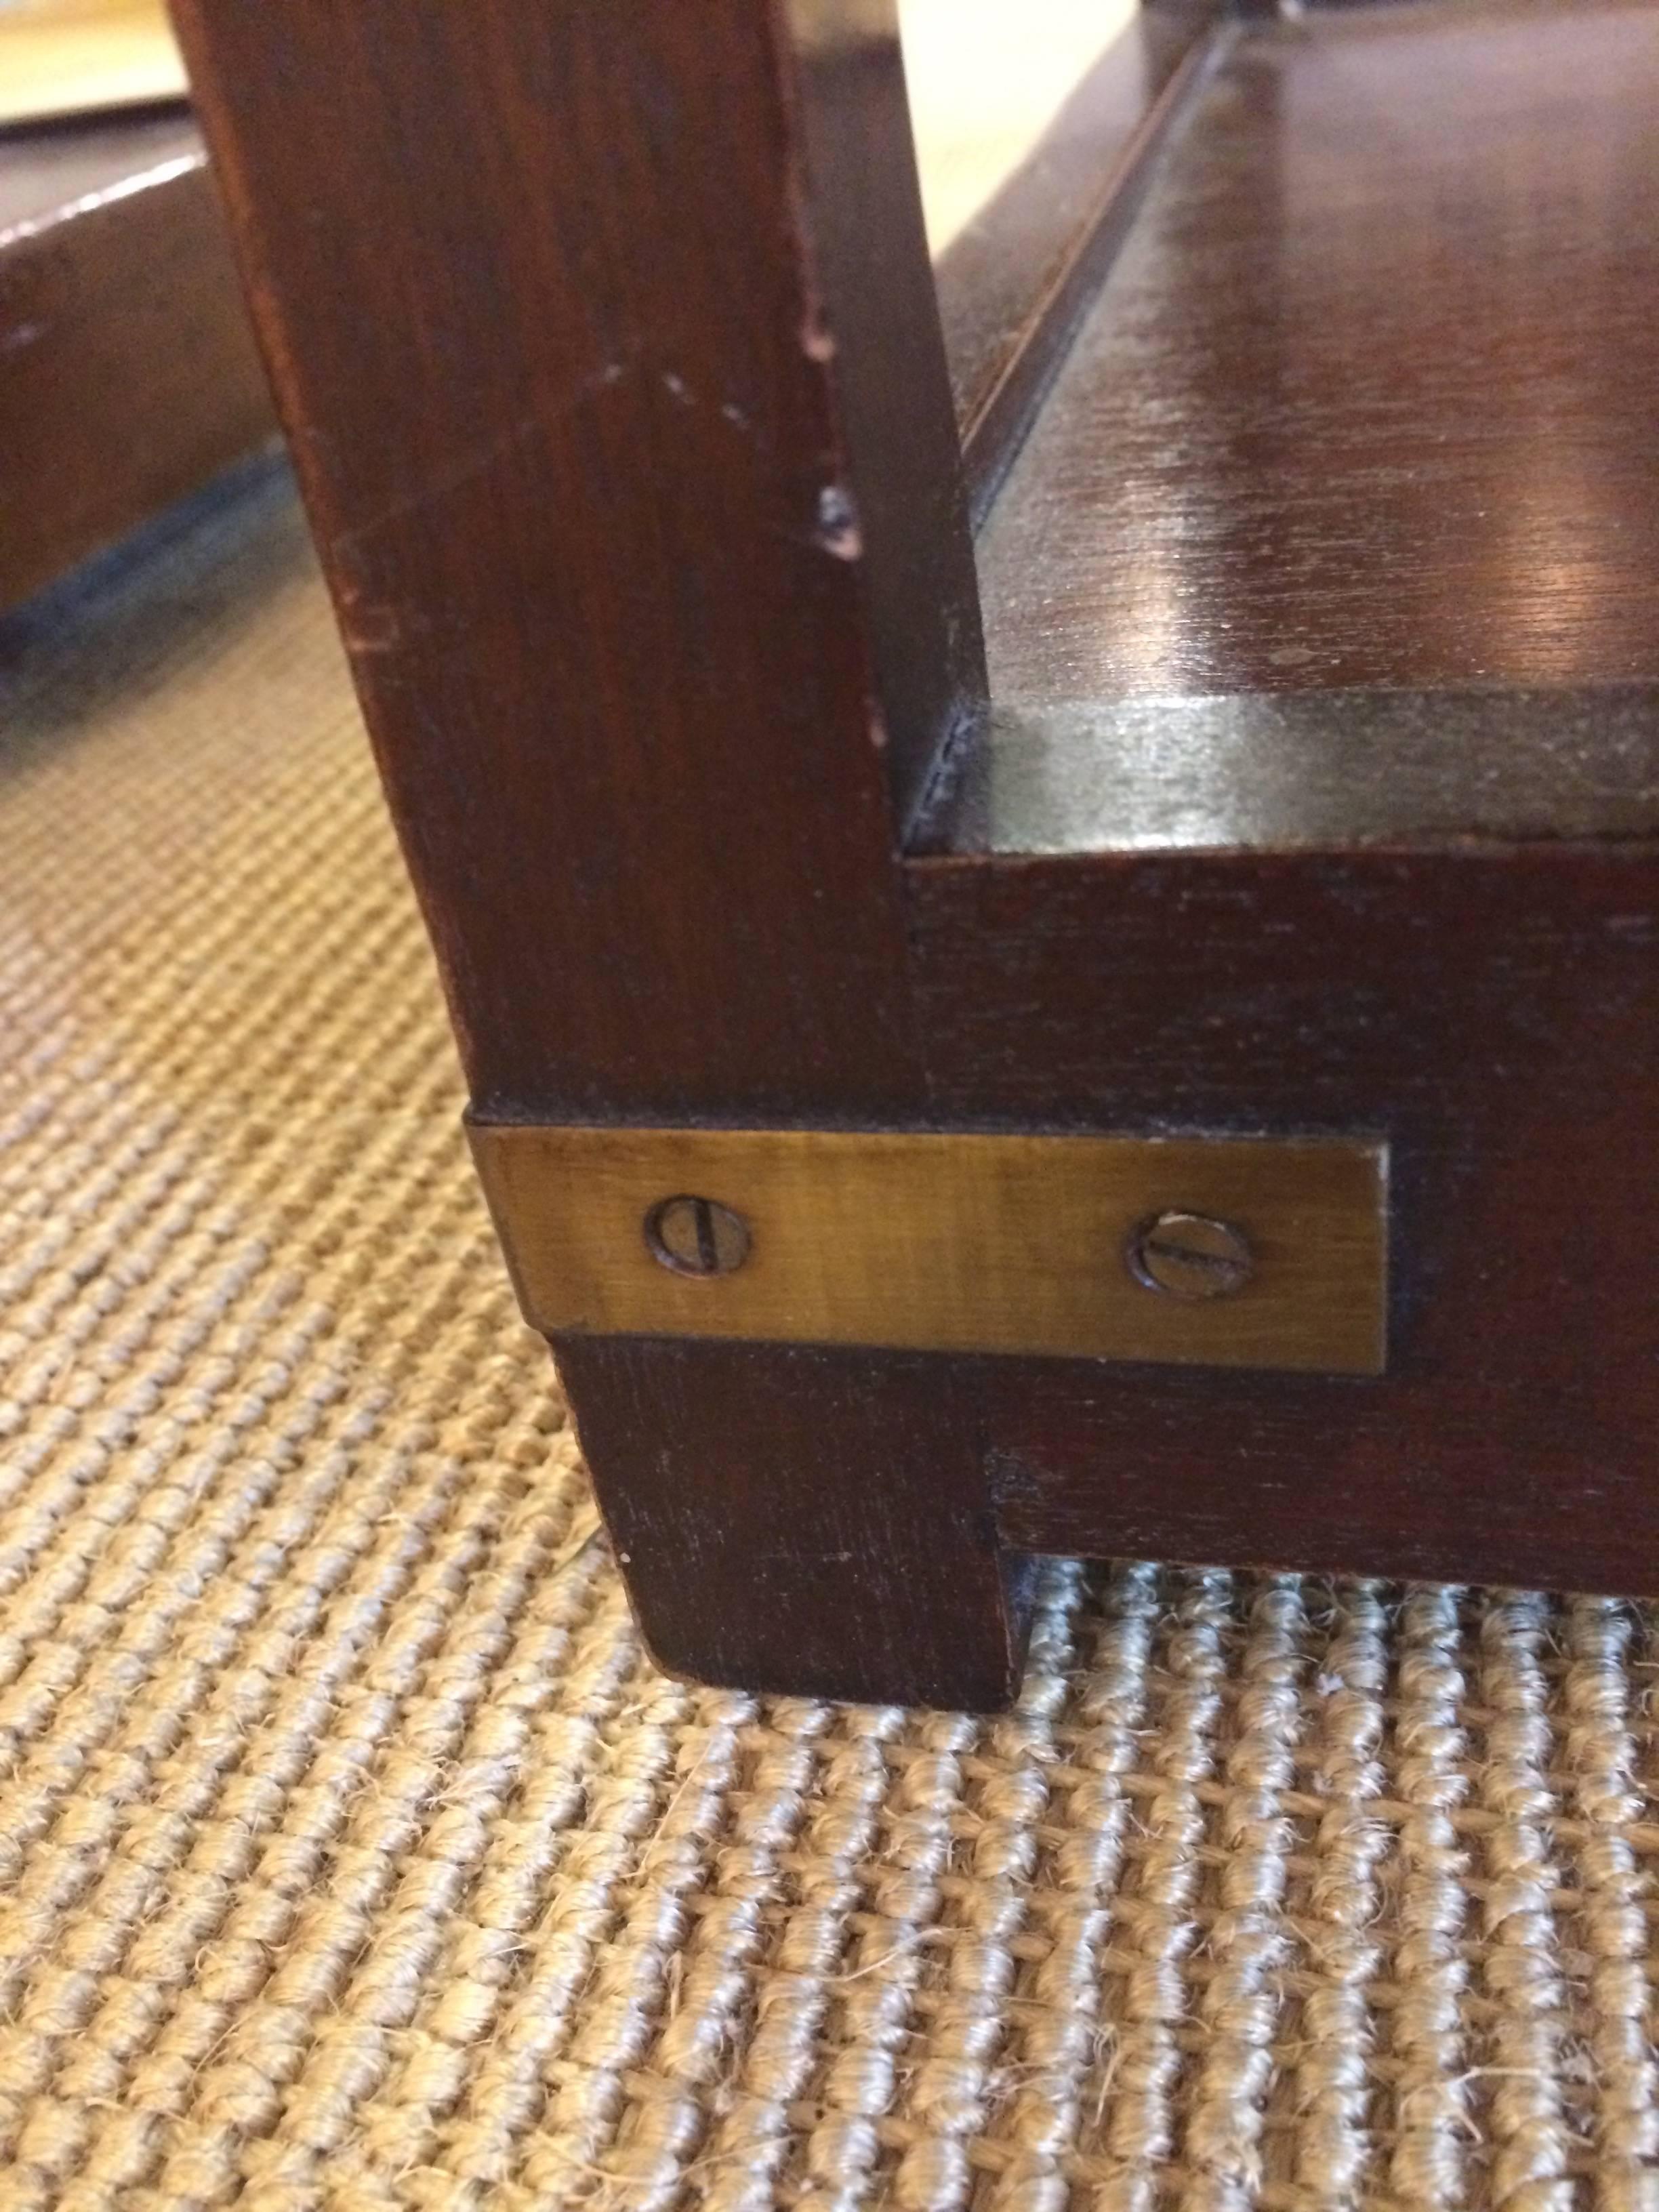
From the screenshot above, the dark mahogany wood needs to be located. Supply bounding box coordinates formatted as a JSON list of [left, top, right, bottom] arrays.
[[558, 1336, 1032, 1709], [0, 111, 273, 610], [174, 0, 1019, 1703], [176, 0, 1659, 1706], [173, 0, 979, 1127], [973, 0, 1659, 702], [903, 842, 1659, 1591], [934, 2, 1223, 525], [917, 687, 1659, 856]]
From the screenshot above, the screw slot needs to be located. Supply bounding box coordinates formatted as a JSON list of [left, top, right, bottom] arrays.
[[1126, 1211, 1254, 1300], [644, 1194, 751, 1277]]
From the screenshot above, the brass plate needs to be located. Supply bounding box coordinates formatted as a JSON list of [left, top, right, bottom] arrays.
[[469, 1124, 1387, 1375]]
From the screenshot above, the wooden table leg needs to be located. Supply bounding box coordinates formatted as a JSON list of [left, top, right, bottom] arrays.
[[171, 0, 1021, 1703], [559, 1339, 1030, 1709]]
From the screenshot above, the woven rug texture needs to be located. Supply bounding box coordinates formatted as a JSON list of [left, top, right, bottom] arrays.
[[1, 462, 1657, 2212]]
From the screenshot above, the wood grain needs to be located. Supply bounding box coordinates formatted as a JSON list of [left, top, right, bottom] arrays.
[[934, 5, 1223, 523], [173, 0, 976, 1124], [975, 0, 1659, 703], [0, 113, 272, 609], [557, 1334, 1033, 1708], [173, 0, 1006, 1701], [918, 685, 1659, 854], [906, 839, 1659, 1595]]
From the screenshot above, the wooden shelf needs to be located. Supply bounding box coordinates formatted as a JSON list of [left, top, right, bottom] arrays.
[[928, 0, 1659, 855]]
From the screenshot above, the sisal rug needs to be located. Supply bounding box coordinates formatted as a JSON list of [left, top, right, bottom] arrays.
[[1, 458, 1657, 2212]]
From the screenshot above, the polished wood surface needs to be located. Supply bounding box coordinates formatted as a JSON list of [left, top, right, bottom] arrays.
[[557, 1336, 1033, 1708], [178, 0, 1659, 1706], [905, 839, 1659, 1595], [0, 112, 272, 609], [975, 0, 1659, 710], [930, 3, 1219, 522], [920, 685, 1659, 853], [174, 0, 979, 1128]]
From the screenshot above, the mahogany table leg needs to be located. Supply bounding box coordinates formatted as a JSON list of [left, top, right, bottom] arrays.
[[558, 1339, 1033, 1710], [172, 0, 994, 1704]]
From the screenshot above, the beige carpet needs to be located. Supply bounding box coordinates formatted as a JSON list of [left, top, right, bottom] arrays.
[[1, 458, 1657, 2211]]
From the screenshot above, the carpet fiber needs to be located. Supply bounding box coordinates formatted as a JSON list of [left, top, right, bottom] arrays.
[[1, 460, 1656, 2211]]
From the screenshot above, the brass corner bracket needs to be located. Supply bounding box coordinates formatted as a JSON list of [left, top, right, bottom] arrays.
[[468, 1123, 1387, 1376]]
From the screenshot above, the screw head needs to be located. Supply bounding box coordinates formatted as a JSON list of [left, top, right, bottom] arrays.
[[1126, 1211, 1254, 1300], [644, 1194, 751, 1277]]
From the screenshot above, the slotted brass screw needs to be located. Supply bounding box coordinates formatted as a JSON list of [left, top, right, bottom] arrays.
[[644, 1194, 751, 1277], [1126, 1210, 1254, 1300]]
